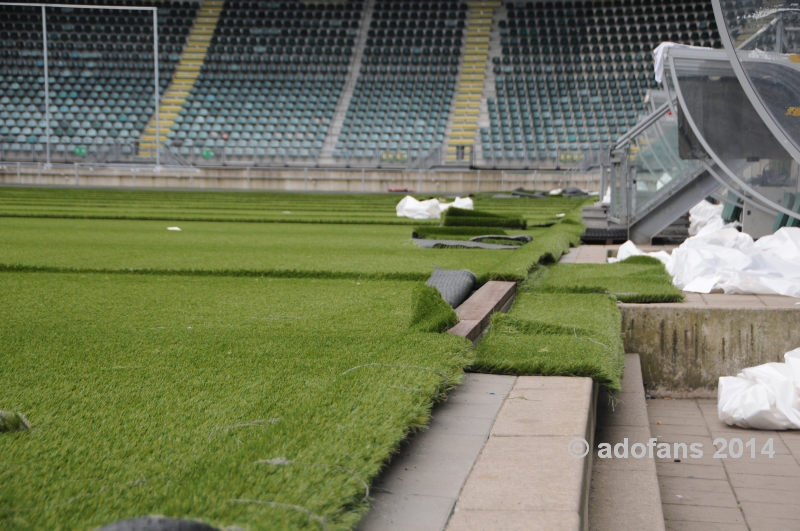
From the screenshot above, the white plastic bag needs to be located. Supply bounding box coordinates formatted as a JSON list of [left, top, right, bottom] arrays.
[[608, 240, 670, 265], [611, 223, 800, 297], [688, 200, 725, 236], [718, 348, 800, 430], [395, 196, 442, 219], [396, 196, 474, 219], [439, 196, 474, 213]]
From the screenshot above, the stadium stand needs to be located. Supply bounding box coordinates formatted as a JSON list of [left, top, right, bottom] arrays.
[[0, 0, 199, 161], [478, 0, 722, 166], [166, 0, 363, 164], [333, 0, 467, 165], [0, 0, 739, 169]]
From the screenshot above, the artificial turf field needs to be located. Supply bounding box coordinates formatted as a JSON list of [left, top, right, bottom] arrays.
[[0, 187, 678, 530]]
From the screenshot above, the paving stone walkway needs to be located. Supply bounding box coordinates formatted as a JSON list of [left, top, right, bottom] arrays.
[[648, 398, 800, 531]]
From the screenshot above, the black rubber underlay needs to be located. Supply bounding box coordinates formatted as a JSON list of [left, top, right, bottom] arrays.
[[425, 267, 477, 308]]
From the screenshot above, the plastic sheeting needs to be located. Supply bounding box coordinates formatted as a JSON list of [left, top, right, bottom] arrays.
[[688, 200, 725, 236], [610, 227, 800, 297], [671, 228, 800, 297], [609, 240, 671, 265], [718, 348, 800, 430], [395, 196, 474, 219]]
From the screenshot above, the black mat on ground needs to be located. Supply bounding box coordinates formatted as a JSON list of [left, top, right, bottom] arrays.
[[469, 234, 533, 243], [96, 517, 220, 531], [413, 238, 519, 250], [512, 189, 548, 199], [426, 267, 477, 308], [561, 187, 590, 197]]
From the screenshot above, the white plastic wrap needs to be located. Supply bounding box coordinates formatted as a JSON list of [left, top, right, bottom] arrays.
[[396, 196, 474, 219], [688, 200, 726, 236], [667, 228, 800, 297], [609, 222, 800, 298], [439, 196, 474, 213], [608, 240, 671, 265], [718, 348, 800, 430]]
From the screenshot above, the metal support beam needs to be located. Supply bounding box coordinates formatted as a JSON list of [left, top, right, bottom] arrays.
[[628, 166, 720, 244]]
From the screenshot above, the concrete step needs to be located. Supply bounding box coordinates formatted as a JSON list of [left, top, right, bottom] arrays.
[[589, 354, 665, 531], [620, 294, 800, 397]]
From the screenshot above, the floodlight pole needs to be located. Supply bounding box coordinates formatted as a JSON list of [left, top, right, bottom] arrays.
[[153, 9, 160, 167], [41, 5, 50, 167]]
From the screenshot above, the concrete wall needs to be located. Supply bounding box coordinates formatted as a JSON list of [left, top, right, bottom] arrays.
[[620, 305, 800, 398], [0, 163, 600, 194]]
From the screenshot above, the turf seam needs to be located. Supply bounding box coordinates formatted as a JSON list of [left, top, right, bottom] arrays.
[[0, 213, 435, 226], [0, 264, 430, 282]]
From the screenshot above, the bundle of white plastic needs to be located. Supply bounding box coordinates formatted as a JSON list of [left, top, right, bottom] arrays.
[[718, 348, 800, 430], [395, 195, 474, 219], [687, 199, 727, 236], [610, 202, 800, 298]]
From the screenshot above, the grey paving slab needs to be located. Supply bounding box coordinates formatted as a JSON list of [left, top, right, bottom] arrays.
[[735, 487, 800, 503], [453, 435, 585, 512], [651, 398, 800, 531], [559, 248, 578, 263], [665, 521, 748, 531], [739, 501, 800, 520], [659, 484, 739, 509], [655, 462, 729, 481], [373, 432, 490, 497], [747, 516, 800, 531], [490, 380, 594, 437], [661, 504, 747, 525], [728, 473, 800, 490], [446, 376, 597, 531], [356, 373, 516, 531], [650, 424, 714, 438], [355, 493, 455, 531], [658, 476, 735, 494], [447, 509, 581, 531]]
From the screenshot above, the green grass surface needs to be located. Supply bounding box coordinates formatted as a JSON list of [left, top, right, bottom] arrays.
[[530, 256, 684, 303], [409, 284, 459, 333], [442, 207, 527, 229], [0, 188, 586, 226], [0, 273, 469, 530], [0, 187, 601, 530], [0, 217, 576, 282], [470, 291, 625, 392]]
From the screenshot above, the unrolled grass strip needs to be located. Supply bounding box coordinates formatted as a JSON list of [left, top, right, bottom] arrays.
[[0, 273, 470, 530], [470, 292, 625, 392], [530, 256, 684, 303]]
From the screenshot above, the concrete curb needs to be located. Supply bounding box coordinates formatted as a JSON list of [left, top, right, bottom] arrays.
[[446, 376, 598, 531], [589, 354, 665, 531]]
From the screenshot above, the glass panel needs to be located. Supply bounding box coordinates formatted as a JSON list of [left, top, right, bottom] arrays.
[[715, 0, 800, 161], [628, 101, 703, 214], [666, 47, 800, 234]]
